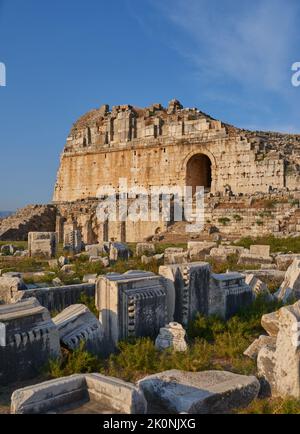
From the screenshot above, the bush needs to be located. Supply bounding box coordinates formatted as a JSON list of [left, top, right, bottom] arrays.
[[79, 294, 98, 317], [218, 217, 231, 226], [47, 343, 102, 378]]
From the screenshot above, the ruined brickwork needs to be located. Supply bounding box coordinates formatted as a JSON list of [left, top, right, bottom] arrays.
[[53, 99, 300, 202], [49, 100, 300, 243], [2, 100, 300, 244]]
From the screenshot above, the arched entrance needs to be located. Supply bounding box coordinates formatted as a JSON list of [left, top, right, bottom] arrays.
[[186, 153, 212, 194]]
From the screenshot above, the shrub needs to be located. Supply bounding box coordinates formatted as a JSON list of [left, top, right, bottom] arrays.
[[218, 217, 231, 226], [47, 343, 102, 378], [79, 294, 99, 317]]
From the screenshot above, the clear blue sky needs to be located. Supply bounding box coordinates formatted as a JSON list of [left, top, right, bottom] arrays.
[[0, 0, 300, 210]]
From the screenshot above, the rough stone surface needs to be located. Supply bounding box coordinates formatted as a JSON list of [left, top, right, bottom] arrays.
[[244, 335, 276, 360], [257, 301, 300, 398], [20, 283, 95, 313], [276, 254, 300, 271], [250, 245, 271, 257], [187, 242, 216, 261], [109, 242, 130, 262], [159, 262, 210, 325], [53, 304, 103, 355], [141, 254, 164, 265], [138, 370, 260, 414], [0, 205, 56, 242], [244, 274, 273, 300], [28, 232, 58, 259], [96, 271, 167, 351], [0, 298, 61, 385], [261, 311, 280, 337], [11, 373, 147, 414], [0, 276, 27, 304], [238, 253, 273, 267], [155, 322, 187, 352], [275, 259, 300, 303], [136, 243, 155, 257], [209, 272, 253, 319]]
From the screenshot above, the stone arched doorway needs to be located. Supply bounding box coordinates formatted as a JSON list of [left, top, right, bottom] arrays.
[[186, 153, 212, 194]]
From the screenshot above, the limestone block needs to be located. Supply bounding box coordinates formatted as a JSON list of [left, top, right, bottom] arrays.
[[209, 246, 244, 262], [83, 274, 98, 284], [89, 256, 110, 267], [275, 259, 300, 303], [159, 262, 210, 326], [257, 301, 300, 398], [85, 243, 109, 257], [58, 256, 69, 267], [250, 245, 271, 257], [61, 264, 75, 274], [244, 335, 276, 360], [138, 370, 260, 414], [28, 232, 58, 259], [244, 274, 273, 300], [141, 254, 164, 265], [0, 276, 27, 304], [109, 242, 130, 262], [136, 243, 155, 257], [187, 242, 216, 261], [63, 230, 82, 254], [155, 322, 187, 352], [238, 253, 273, 267], [53, 304, 103, 355], [0, 298, 61, 385], [261, 311, 280, 337], [276, 254, 300, 271], [96, 271, 167, 350], [164, 248, 188, 265], [11, 373, 147, 414], [209, 272, 253, 319]]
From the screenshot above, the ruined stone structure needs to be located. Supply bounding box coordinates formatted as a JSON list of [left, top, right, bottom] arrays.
[[96, 271, 167, 351], [28, 232, 58, 259], [50, 99, 300, 243], [0, 298, 61, 385], [54, 99, 300, 202], [1, 100, 300, 244]]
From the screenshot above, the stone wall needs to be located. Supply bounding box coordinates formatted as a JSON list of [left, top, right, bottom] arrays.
[[0, 205, 57, 241], [53, 100, 299, 203], [20, 284, 95, 313]]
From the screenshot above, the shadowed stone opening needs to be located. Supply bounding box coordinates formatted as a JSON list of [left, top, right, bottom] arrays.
[[186, 154, 212, 195]]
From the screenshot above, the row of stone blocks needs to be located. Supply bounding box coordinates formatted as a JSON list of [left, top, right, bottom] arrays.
[[10, 370, 260, 414], [96, 265, 253, 352]]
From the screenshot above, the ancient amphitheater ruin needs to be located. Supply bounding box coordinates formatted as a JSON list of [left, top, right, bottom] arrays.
[[1, 99, 300, 244]]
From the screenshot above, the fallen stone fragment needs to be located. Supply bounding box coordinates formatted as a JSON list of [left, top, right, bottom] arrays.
[[244, 335, 276, 360], [261, 311, 280, 337], [138, 370, 260, 414], [257, 300, 300, 398], [53, 304, 103, 355], [275, 259, 300, 303], [155, 322, 187, 352], [11, 373, 147, 414]]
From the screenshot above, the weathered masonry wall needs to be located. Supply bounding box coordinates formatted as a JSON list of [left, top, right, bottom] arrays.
[[53, 100, 296, 204], [54, 139, 285, 202]]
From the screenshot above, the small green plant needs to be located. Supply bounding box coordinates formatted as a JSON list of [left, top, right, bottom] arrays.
[[79, 294, 99, 316], [47, 342, 102, 378], [233, 215, 243, 222], [256, 220, 264, 226], [218, 217, 231, 226]]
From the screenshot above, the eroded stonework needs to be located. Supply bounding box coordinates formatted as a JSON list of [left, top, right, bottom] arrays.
[[53, 99, 300, 203]]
